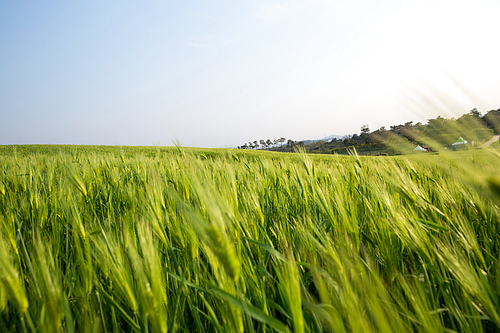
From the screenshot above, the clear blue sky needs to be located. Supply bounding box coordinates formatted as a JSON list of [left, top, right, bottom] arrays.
[[1, 0, 499, 147]]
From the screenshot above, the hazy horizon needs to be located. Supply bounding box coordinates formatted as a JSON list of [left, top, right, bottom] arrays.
[[2, 0, 500, 148]]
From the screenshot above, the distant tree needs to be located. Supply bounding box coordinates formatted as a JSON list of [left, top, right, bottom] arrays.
[[343, 135, 352, 146], [253, 140, 259, 149], [427, 116, 448, 133], [287, 139, 294, 147], [361, 125, 370, 134], [260, 140, 266, 149], [457, 108, 484, 128], [351, 134, 360, 146], [279, 137, 286, 147], [483, 108, 500, 133], [469, 108, 481, 118]]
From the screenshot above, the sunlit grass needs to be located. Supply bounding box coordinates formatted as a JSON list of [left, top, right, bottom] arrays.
[[0, 144, 499, 332]]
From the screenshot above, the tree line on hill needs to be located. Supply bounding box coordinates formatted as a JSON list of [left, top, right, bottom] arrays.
[[237, 137, 292, 150], [238, 108, 500, 155]]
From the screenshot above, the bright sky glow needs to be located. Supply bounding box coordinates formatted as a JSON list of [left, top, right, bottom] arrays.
[[1, 0, 499, 147]]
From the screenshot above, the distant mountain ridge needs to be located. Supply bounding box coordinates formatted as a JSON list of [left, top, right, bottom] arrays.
[[320, 134, 345, 141], [300, 134, 344, 144]]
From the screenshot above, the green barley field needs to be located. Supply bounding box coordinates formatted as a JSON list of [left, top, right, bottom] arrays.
[[1, 144, 500, 333]]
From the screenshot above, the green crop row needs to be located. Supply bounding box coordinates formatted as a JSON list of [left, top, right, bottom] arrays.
[[0, 146, 500, 332]]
